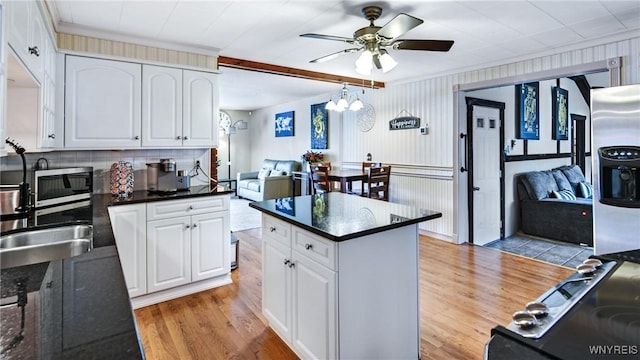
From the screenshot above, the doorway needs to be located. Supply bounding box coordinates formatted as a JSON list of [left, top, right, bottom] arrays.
[[465, 98, 505, 245]]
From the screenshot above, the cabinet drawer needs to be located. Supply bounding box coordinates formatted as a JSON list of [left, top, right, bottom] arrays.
[[262, 215, 291, 247], [147, 196, 229, 221], [293, 228, 336, 270]]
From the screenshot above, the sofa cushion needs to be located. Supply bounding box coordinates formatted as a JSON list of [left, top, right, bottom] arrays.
[[552, 189, 577, 201], [551, 169, 573, 192], [270, 169, 286, 176], [557, 165, 586, 188], [578, 181, 594, 199], [258, 168, 271, 179], [274, 160, 300, 175], [245, 179, 262, 192], [524, 171, 558, 200], [262, 159, 279, 170]]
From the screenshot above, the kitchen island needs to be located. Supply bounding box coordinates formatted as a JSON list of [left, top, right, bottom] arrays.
[[249, 193, 442, 360]]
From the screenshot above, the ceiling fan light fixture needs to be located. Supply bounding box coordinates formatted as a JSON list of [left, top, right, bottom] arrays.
[[378, 51, 397, 73], [355, 50, 373, 75]]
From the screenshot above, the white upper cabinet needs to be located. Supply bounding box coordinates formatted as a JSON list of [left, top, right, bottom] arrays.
[[182, 70, 219, 148], [64, 55, 142, 149], [142, 66, 219, 148], [142, 65, 183, 147], [6, 0, 45, 82]]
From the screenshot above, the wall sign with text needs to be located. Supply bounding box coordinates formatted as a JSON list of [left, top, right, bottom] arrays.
[[389, 116, 420, 130]]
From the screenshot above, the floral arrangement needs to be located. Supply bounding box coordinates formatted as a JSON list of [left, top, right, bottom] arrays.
[[301, 150, 324, 163]]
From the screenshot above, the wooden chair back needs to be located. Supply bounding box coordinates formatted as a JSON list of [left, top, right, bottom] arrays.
[[361, 162, 381, 172], [364, 165, 391, 201], [310, 165, 331, 194]]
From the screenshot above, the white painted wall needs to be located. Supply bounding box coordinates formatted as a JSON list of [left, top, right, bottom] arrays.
[[245, 36, 639, 242]]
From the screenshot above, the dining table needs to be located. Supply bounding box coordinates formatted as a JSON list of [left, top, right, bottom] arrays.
[[327, 169, 368, 193]]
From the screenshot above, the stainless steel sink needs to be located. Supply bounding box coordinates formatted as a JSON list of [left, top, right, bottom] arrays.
[[1, 224, 92, 269]]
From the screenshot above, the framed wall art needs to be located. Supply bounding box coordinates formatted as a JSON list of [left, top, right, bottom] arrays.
[[275, 111, 294, 137], [552, 87, 569, 140], [310, 103, 328, 149], [515, 82, 539, 140]]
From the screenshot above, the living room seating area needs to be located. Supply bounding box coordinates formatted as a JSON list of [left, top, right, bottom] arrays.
[[516, 165, 594, 246], [236, 159, 302, 201]]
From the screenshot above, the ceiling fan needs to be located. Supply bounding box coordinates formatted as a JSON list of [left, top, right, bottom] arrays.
[[300, 5, 454, 75]]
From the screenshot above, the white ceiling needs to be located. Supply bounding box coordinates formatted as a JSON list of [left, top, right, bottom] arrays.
[[44, 0, 640, 111]]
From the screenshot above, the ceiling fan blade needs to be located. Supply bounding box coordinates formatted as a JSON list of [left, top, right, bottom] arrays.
[[300, 33, 355, 44], [310, 48, 361, 63], [377, 13, 423, 40], [391, 39, 454, 52]]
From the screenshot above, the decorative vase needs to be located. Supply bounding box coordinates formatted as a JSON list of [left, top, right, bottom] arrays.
[[111, 161, 134, 197]]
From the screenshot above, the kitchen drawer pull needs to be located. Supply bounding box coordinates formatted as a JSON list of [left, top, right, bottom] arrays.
[[29, 46, 40, 56], [183, 136, 189, 140], [283, 259, 290, 265], [176, 136, 182, 140], [304, 243, 313, 250], [48, 134, 56, 139], [269, 226, 276, 232], [188, 205, 194, 210]]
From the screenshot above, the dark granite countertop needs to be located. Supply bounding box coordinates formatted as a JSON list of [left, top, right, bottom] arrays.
[[0, 185, 232, 359], [249, 192, 442, 241]]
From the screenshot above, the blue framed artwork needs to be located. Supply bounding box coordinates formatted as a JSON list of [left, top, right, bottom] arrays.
[[275, 111, 294, 137], [310, 103, 328, 149], [515, 82, 539, 140], [552, 87, 569, 140]]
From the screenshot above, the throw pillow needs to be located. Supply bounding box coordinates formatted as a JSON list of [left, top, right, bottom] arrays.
[[258, 168, 271, 179], [578, 182, 594, 199], [551, 169, 573, 192], [524, 171, 558, 200], [552, 189, 577, 201], [269, 170, 286, 176]]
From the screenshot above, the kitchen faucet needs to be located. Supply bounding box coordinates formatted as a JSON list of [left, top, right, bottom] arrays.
[[4, 138, 30, 212]]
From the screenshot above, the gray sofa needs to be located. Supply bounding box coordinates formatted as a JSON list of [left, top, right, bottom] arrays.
[[236, 159, 301, 201], [516, 165, 593, 246]]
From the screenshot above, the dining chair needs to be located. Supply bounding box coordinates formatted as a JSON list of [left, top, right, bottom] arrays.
[[361, 161, 381, 172], [310, 165, 332, 194], [353, 162, 382, 195], [362, 165, 391, 201]]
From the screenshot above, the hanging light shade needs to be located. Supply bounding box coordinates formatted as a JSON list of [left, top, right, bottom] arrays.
[[378, 49, 397, 73], [355, 50, 373, 75], [325, 100, 337, 110], [349, 98, 364, 111]]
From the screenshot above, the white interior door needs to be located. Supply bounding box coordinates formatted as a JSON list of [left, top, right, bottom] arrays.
[[472, 105, 501, 245]]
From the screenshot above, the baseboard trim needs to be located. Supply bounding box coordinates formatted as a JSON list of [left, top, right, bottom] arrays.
[[130, 274, 233, 309]]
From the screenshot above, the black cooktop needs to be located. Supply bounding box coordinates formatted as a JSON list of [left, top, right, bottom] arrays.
[[491, 258, 640, 360]]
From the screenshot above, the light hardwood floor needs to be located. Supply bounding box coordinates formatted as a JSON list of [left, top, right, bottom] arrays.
[[135, 229, 573, 360]]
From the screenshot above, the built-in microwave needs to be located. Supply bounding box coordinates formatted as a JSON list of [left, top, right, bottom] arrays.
[[34, 167, 93, 208]]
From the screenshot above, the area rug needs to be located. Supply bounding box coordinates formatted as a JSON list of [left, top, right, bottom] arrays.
[[230, 198, 261, 232]]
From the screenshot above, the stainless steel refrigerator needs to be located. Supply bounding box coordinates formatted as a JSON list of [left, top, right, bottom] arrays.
[[591, 84, 640, 255]]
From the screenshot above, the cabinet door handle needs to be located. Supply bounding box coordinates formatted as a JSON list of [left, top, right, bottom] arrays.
[[283, 259, 290, 265], [134, 135, 140, 140], [192, 223, 197, 228], [185, 224, 190, 229], [288, 262, 295, 268], [48, 134, 55, 139], [188, 205, 194, 210], [183, 136, 189, 140], [269, 226, 276, 232], [29, 46, 40, 56], [176, 136, 182, 140], [304, 243, 313, 250]]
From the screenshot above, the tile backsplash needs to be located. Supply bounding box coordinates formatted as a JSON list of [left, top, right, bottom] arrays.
[[0, 149, 211, 194]]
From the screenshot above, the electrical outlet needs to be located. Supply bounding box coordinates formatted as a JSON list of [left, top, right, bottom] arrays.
[[195, 160, 201, 168]]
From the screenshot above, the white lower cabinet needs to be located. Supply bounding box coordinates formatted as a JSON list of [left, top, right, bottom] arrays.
[[262, 215, 337, 360], [262, 214, 420, 360], [108, 195, 231, 308]]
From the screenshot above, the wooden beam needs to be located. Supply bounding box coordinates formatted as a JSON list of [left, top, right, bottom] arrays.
[[218, 56, 385, 89]]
